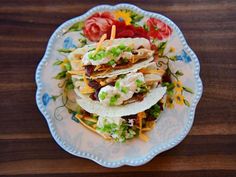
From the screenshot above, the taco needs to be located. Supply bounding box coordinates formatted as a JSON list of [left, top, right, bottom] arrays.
[[73, 62, 166, 116], [68, 37, 154, 78]]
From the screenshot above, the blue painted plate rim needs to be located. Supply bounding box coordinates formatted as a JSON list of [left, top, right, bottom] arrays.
[[35, 3, 203, 168]]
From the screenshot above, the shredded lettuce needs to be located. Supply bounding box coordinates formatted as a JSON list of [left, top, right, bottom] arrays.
[[148, 104, 161, 119], [135, 79, 143, 87], [97, 118, 136, 142], [136, 79, 148, 93]]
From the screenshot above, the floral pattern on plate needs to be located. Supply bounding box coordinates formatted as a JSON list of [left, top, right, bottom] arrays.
[[35, 4, 203, 168]]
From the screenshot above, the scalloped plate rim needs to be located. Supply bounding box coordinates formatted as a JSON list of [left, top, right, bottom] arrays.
[[35, 3, 203, 168]]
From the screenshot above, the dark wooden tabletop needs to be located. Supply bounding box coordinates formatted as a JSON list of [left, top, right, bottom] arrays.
[[1, 0, 236, 176]]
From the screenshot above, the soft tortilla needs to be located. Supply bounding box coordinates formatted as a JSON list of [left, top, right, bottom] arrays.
[[70, 57, 154, 79], [75, 86, 166, 117]]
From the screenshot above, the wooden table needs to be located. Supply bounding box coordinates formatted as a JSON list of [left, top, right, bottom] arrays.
[[1, 0, 236, 176]]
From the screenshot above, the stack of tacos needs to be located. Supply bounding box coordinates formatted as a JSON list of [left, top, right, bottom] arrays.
[[67, 32, 167, 142]]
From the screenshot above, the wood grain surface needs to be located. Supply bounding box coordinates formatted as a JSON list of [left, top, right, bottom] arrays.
[[0, 0, 236, 176]]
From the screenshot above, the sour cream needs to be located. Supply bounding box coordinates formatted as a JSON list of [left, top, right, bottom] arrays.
[[82, 51, 111, 65], [98, 85, 124, 105], [81, 38, 151, 66], [119, 72, 145, 93], [98, 72, 145, 106]]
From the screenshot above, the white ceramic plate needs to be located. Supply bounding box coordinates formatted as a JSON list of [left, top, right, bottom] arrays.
[[35, 3, 203, 167]]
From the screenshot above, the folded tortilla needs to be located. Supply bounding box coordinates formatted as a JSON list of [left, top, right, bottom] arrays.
[[75, 86, 166, 117], [68, 37, 154, 78], [68, 37, 151, 60]]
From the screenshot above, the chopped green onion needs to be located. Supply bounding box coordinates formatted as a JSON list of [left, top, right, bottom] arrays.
[[107, 44, 132, 58], [88, 44, 133, 62], [115, 81, 120, 89], [99, 91, 108, 100], [109, 94, 120, 106], [96, 118, 136, 142], [121, 87, 128, 94], [108, 59, 116, 66], [118, 44, 126, 50], [139, 85, 148, 93], [135, 79, 143, 87]]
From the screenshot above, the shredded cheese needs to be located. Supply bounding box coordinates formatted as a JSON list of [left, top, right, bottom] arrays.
[[71, 59, 82, 63], [80, 86, 94, 94], [94, 65, 101, 71], [130, 57, 142, 64], [82, 116, 98, 123], [93, 33, 107, 56], [63, 58, 69, 63], [139, 133, 149, 142], [160, 98, 165, 104], [80, 73, 95, 94], [110, 25, 116, 40], [138, 112, 146, 119], [92, 124, 97, 129], [146, 121, 155, 129], [131, 56, 135, 63], [137, 112, 149, 141], [139, 68, 165, 75], [141, 128, 152, 131], [83, 73, 89, 85], [68, 70, 85, 75], [76, 117, 111, 140], [75, 114, 83, 119], [99, 81, 106, 86], [74, 54, 83, 59], [90, 68, 111, 79], [146, 80, 161, 87], [75, 114, 97, 123], [101, 68, 112, 75], [137, 112, 146, 131]]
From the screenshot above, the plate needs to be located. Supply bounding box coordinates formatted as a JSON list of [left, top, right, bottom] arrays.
[[35, 3, 203, 167]]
